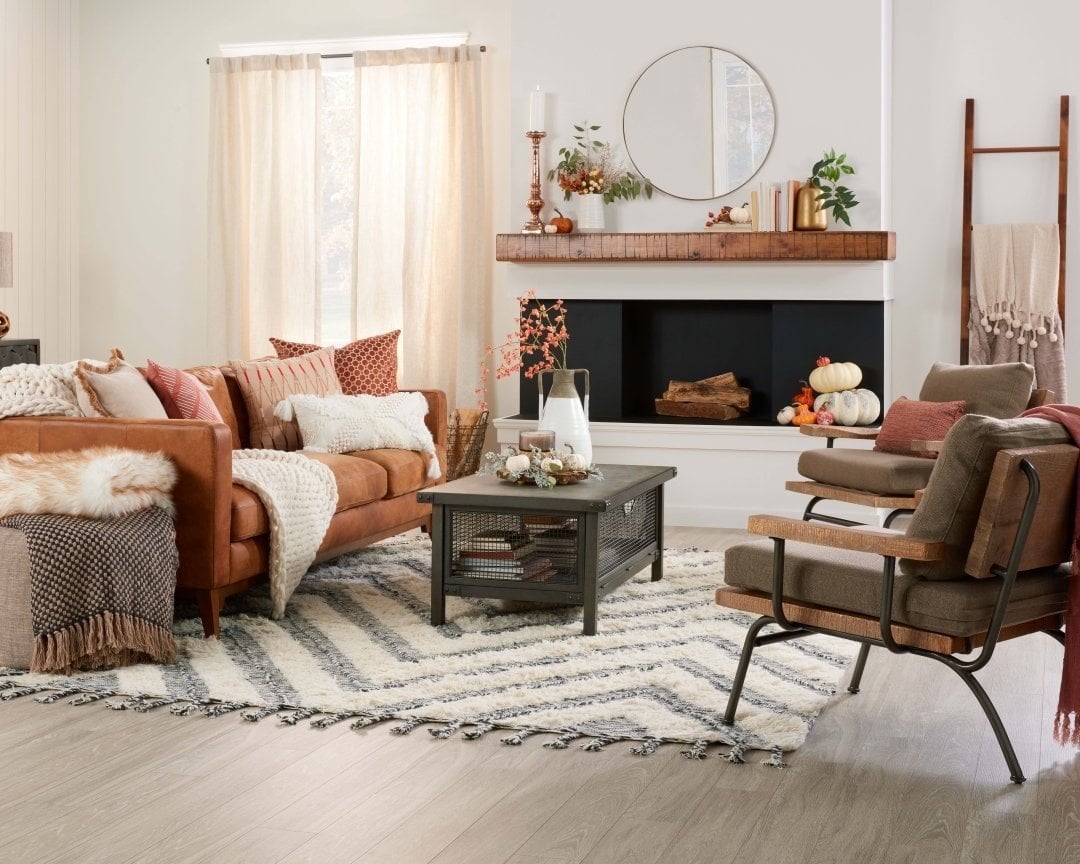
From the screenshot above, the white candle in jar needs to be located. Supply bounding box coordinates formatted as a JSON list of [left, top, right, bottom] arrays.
[[528, 86, 546, 132]]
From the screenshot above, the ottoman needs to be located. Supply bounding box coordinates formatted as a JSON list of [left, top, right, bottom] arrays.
[[0, 527, 34, 669]]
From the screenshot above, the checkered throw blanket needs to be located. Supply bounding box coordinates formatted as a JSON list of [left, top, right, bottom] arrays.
[[0, 507, 179, 674]]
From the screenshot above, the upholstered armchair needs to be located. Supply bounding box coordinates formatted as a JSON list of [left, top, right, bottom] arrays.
[[788, 361, 1049, 527], [721, 414, 1073, 783]]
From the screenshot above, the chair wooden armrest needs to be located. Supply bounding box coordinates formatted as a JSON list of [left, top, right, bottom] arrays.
[[747, 514, 945, 561], [798, 425, 880, 441], [910, 439, 945, 454]]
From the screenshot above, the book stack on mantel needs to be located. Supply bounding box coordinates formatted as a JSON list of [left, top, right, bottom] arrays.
[[455, 529, 556, 582], [654, 372, 750, 421]]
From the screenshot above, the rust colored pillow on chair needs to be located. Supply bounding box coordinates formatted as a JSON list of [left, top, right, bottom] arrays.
[[270, 331, 399, 396], [874, 397, 966, 458]]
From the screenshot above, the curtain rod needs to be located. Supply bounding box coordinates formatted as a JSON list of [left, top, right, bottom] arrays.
[[206, 45, 485, 64]]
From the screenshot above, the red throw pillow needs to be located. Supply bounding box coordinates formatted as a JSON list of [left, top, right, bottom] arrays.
[[270, 331, 399, 396], [874, 397, 966, 458], [145, 359, 224, 423]]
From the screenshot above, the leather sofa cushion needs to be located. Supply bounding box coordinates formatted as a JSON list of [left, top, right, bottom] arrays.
[[798, 448, 935, 495], [724, 537, 1070, 637], [918, 361, 1034, 419], [347, 448, 433, 498], [230, 453, 388, 542]]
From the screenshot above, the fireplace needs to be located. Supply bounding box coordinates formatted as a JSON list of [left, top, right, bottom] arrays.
[[516, 299, 886, 426]]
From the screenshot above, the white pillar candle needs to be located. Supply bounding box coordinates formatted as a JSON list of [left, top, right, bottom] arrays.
[[528, 86, 546, 132]]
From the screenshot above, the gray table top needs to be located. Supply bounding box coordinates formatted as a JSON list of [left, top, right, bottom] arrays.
[[418, 464, 676, 512]]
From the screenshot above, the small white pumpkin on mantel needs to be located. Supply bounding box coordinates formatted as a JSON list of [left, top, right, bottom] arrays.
[[728, 203, 751, 224], [808, 356, 862, 393]]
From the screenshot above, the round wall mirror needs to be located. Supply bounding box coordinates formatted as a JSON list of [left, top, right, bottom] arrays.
[[623, 46, 775, 200]]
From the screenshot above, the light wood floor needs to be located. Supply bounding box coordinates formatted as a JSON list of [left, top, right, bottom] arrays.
[[1, 527, 1077, 864]]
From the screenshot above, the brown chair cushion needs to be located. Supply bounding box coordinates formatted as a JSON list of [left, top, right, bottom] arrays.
[[798, 448, 935, 496], [918, 361, 1035, 418], [873, 397, 965, 457], [725, 537, 1070, 637], [230, 453, 388, 542], [901, 415, 1071, 580], [347, 448, 432, 498]]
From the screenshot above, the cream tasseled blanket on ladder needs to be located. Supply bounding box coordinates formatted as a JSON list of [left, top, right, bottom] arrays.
[[232, 451, 338, 618], [970, 223, 1067, 400]]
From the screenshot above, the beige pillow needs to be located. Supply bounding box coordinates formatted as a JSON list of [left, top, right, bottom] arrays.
[[229, 347, 342, 450], [74, 349, 168, 419], [918, 361, 1035, 418]]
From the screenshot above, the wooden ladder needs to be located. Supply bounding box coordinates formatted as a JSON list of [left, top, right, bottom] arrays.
[[960, 95, 1070, 364]]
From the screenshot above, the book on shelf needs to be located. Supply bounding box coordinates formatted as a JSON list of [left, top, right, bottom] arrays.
[[461, 529, 532, 553], [458, 543, 537, 562], [453, 554, 555, 578], [743, 179, 804, 232]]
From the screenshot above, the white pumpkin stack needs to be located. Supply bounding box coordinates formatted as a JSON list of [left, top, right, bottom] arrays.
[[808, 358, 880, 426]]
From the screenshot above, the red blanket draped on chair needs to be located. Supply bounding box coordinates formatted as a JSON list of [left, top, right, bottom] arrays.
[[1022, 404, 1080, 745]]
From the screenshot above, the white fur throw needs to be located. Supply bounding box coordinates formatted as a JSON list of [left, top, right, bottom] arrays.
[[0, 361, 82, 418], [0, 448, 176, 519], [275, 391, 441, 480], [232, 450, 337, 618]]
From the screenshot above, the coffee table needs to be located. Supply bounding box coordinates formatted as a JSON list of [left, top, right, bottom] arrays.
[[417, 464, 676, 635]]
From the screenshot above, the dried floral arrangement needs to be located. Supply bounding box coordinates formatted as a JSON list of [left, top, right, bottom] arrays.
[[475, 291, 569, 411], [547, 122, 652, 204]]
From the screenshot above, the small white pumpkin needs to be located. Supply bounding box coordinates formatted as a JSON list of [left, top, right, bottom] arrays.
[[808, 358, 862, 394], [540, 457, 563, 473], [854, 388, 881, 425], [505, 454, 531, 473], [563, 453, 588, 471], [728, 204, 751, 223], [776, 405, 796, 425]]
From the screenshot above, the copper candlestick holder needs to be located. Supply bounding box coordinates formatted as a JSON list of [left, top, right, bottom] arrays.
[[521, 131, 546, 234]]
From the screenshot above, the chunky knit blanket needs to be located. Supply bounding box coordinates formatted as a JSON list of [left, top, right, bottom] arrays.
[[232, 450, 338, 618], [0, 507, 179, 674], [0, 361, 81, 418]]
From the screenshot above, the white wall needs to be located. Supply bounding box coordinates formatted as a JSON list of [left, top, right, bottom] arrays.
[[0, 0, 79, 363], [78, 0, 511, 404], [892, 0, 1080, 401]]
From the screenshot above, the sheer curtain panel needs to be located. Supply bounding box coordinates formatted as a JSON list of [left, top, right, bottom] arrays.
[[352, 46, 488, 408], [208, 55, 323, 361]]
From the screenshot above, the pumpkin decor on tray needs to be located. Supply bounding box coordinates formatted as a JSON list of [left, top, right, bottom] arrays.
[[484, 446, 603, 489]]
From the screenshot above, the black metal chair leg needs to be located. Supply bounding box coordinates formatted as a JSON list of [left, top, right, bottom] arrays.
[[1045, 628, 1066, 647], [802, 496, 823, 522], [723, 615, 775, 725], [952, 666, 1026, 784], [848, 643, 871, 694], [882, 508, 911, 529]]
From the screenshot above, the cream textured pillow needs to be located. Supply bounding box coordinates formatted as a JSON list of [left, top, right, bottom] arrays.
[[275, 391, 441, 479], [74, 349, 168, 419], [230, 347, 342, 451]]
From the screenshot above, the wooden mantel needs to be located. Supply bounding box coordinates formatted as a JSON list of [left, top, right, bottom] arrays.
[[495, 231, 896, 263]]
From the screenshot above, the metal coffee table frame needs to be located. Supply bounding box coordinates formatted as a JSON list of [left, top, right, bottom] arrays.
[[418, 465, 676, 635]]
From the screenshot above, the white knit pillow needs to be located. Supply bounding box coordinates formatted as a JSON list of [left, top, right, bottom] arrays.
[[275, 391, 441, 480]]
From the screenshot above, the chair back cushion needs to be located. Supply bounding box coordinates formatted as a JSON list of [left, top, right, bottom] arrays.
[[901, 415, 1071, 580], [918, 361, 1034, 418]]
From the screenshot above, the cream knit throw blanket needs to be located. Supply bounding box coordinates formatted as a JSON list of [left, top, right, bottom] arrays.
[[232, 450, 337, 618], [0, 361, 81, 418]]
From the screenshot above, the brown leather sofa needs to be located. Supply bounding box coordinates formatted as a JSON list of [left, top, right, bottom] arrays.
[[0, 367, 447, 637]]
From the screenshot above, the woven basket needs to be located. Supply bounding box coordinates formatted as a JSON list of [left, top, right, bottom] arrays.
[[447, 409, 490, 480]]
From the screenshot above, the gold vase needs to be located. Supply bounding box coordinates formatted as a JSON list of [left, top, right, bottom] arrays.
[[795, 184, 828, 231]]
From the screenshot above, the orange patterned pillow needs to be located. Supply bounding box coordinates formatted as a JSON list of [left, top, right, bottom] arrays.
[[270, 331, 399, 396], [229, 347, 341, 450], [874, 397, 966, 458]]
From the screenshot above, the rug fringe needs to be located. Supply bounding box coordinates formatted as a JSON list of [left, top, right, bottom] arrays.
[[241, 705, 284, 722], [391, 717, 424, 735], [462, 721, 495, 740], [430, 719, 465, 739], [762, 746, 787, 769], [500, 727, 540, 746], [311, 711, 357, 729], [629, 737, 663, 756], [544, 731, 583, 749], [681, 739, 710, 760], [350, 712, 391, 730], [582, 735, 616, 752], [726, 743, 747, 764], [280, 707, 318, 726]]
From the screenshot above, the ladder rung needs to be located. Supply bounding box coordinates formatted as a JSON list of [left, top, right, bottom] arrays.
[[972, 145, 1060, 154]]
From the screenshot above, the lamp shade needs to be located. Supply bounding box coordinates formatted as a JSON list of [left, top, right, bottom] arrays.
[[0, 233, 11, 289]]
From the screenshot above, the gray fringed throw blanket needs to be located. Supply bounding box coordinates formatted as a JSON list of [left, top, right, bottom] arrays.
[[0, 507, 179, 674]]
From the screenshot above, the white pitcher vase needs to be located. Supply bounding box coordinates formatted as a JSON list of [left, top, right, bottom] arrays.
[[537, 368, 592, 464]]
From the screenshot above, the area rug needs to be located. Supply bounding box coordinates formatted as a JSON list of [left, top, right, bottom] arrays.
[[0, 535, 858, 762]]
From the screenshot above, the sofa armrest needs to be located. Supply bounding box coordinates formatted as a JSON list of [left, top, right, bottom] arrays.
[[403, 389, 448, 480], [0, 416, 234, 591]]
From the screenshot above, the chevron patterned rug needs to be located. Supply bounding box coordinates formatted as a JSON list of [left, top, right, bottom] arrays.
[[0, 534, 858, 761]]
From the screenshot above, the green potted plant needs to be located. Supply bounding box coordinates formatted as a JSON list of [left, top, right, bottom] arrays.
[[796, 149, 859, 230], [547, 122, 651, 232]]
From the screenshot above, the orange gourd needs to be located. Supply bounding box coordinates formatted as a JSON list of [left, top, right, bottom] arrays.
[[792, 382, 815, 409], [791, 404, 818, 426]]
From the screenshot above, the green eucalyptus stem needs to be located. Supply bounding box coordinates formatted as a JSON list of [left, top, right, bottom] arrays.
[[808, 148, 859, 227]]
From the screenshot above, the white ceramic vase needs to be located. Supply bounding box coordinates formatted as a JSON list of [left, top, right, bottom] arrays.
[[537, 368, 592, 464], [576, 194, 605, 233]]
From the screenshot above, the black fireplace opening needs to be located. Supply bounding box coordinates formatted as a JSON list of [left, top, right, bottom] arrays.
[[514, 299, 885, 426]]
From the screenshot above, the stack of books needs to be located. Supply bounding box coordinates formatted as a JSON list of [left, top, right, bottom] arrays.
[[454, 529, 556, 582], [534, 526, 579, 564], [748, 179, 802, 232]]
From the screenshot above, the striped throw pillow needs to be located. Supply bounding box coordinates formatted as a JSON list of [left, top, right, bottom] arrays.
[[145, 360, 224, 423]]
